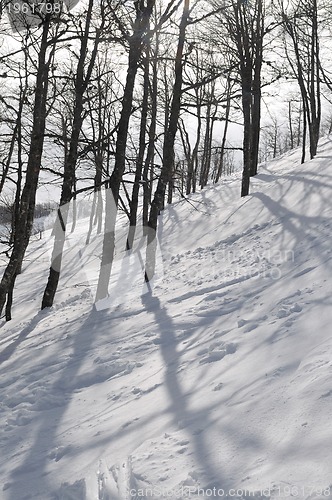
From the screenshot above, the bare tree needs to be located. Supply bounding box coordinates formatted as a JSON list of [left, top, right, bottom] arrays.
[[215, 0, 266, 196], [0, 19, 59, 318], [145, 0, 190, 282], [278, 0, 321, 162], [95, 0, 155, 302], [42, 0, 105, 309]]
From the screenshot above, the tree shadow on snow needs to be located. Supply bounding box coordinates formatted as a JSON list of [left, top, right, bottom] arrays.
[[0, 311, 47, 365], [5, 308, 106, 500], [141, 290, 231, 493]]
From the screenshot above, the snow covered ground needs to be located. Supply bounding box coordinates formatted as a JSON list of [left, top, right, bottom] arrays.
[[0, 138, 332, 499]]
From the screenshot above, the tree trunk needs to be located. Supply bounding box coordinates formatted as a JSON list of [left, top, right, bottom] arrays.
[[215, 79, 231, 183], [42, 0, 100, 309], [145, 0, 189, 282], [95, 0, 155, 302], [142, 42, 158, 228], [126, 48, 150, 251], [0, 21, 51, 317], [241, 76, 252, 197]]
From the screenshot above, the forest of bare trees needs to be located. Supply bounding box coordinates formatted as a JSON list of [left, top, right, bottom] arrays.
[[0, 0, 332, 320]]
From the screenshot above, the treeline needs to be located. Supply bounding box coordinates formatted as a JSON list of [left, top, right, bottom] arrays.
[[0, 0, 331, 320]]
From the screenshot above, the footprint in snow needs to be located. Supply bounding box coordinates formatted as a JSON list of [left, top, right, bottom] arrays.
[[48, 445, 71, 462], [131, 383, 162, 398], [198, 342, 237, 364], [237, 315, 268, 332], [276, 302, 302, 319], [6, 409, 33, 427]]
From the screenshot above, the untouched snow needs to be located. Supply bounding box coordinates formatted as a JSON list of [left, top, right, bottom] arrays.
[[0, 138, 332, 499]]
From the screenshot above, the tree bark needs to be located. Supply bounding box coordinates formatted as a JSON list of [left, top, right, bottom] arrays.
[[42, 0, 100, 309], [0, 21, 51, 318], [126, 48, 150, 251], [145, 0, 189, 282], [95, 0, 155, 302]]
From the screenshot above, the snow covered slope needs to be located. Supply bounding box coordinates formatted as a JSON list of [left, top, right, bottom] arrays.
[[0, 138, 332, 500]]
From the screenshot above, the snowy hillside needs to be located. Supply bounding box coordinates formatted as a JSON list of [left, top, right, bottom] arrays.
[[0, 137, 332, 500]]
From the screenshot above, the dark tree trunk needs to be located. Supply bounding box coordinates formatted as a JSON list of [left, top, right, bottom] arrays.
[[145, 0, 189, 282], [0, 21, 51, 318], [250, 1, 263, 177], [288, 101, 294, 150], [96, 0, 155, 302], [241, 75, 252, 197], [126, 48, 150, 251], [86, 153, 103, 246], [215, 79, 231, 183], [142, 43, 158, 228], [225, 0, 264, 197], [42, 0, 100, 309], [308, 0, 321, 158], [281, 0, 321, 162]]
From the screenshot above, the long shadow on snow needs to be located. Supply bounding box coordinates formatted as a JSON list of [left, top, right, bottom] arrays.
[[6, 308, 104, 500], [0, 311, 47, 365], [252, 192, 332, 273], [142, 291, 230, 492]]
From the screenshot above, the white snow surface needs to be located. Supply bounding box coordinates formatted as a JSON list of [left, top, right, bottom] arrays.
[[1, 138, 332, 500]]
